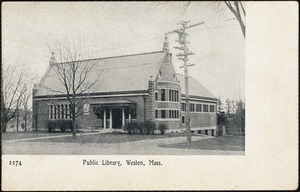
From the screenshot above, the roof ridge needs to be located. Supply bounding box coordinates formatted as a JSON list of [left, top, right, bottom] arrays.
[[55, 50, 164, 65]]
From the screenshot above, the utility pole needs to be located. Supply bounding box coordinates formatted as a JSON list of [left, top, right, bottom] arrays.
[[166, 20, 204, 146]]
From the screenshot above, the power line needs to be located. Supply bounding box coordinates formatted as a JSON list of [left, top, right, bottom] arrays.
[[4, 23, 239, 69]]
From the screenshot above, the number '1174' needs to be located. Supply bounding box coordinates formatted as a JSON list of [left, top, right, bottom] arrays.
[[9, 161, 22, 166]]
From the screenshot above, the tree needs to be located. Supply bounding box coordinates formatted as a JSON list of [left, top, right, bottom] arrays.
[[150, 1, 246, 38], [217, 96, 224, 113], [234, 99, 245, 134], [20, 84, 33, 131], [223, 1, 245, 38], [45, 38, 104, 138], [2, 66, 28, 132], [225, 97, 232, 116]]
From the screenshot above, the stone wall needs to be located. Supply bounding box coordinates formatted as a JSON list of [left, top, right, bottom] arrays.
[[146, 80, 155, 121]]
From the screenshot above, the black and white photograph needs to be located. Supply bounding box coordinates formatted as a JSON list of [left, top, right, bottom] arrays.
[[1, 1, 298, 191]]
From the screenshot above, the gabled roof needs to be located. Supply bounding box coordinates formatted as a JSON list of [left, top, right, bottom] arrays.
[[176, 74, 217, 99], [36, 51, 165, 96]]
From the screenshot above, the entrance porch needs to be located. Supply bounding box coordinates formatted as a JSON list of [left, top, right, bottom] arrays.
[[92, 99, 137, 130]]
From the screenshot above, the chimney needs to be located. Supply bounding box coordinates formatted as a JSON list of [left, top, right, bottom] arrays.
[[49, 52, 56, 66], [163, 35, 169, 54], [163, 35, 171, 61]]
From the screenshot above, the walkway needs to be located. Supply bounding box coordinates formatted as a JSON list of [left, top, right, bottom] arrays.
[[2, 134, 244, 155]]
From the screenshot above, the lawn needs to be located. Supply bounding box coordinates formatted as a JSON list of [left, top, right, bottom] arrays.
[[1, 131, 70, 141], [3, 131, 187, 144], [160, 136, 245, 151]]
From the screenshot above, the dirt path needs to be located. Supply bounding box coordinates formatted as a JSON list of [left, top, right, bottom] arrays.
[[2, 136, 244, 155]]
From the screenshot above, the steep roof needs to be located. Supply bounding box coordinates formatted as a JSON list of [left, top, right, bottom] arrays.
[[36, 51, 165, 96], [176, 74, 217, 99]]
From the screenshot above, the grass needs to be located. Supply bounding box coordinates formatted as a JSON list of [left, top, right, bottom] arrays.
[[160, 136, 245, 151], [1, 131, 70, 141], [3, 131, 187, 144]]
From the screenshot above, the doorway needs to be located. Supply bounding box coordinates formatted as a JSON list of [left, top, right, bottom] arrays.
[[112, 109, 122, 128]]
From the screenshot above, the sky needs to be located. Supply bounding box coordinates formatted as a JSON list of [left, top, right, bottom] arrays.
[[2, 2, 245, 101]]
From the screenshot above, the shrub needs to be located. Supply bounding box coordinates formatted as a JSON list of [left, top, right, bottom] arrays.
[[144, 120, 156, 135], [47, 121, 56, 133], [139, 122, 146, 135], [125, 122, 140, 134], [47, 120, 73, 133], [158, 124, 167, 135]]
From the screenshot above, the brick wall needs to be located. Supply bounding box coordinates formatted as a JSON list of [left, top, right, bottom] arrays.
[[33, 95, 147, 130]]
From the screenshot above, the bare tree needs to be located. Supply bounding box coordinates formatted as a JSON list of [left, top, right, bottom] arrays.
[[2, 66, 28, 132], [223, 1, 245, 38], [20, 84, 33, 131], [44, 38, 104, 138], [149, 1, 246, 38]]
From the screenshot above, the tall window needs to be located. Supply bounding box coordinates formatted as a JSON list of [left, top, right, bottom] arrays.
[[182, 115, 185, 124], [189, 103, 195, 112], [161, 89, 166, 101], [181, 102, 186, 111], [48, 104, 72, 120], [60, 105, 65, 119], [203, 104, 209, 112], [65, 104, 68, 119], [168, 110, 179, 119], [155, 92, 158, 101], [167, 89, 179, 102], [196, 104, 202, 112], [210, 105, 215, 112], [155, 110, 158, 118], [50, 105, 54, 119], [161, 110, 166, 118]]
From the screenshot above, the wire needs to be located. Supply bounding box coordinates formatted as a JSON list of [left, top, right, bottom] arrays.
[[5, 23, 240, 69]]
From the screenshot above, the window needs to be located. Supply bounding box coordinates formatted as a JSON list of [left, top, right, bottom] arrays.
[[161, 89, 166, 101], [189, 103, 195, 112], [155, 110, 158, 118], [57, 105, 61, 119], [60, 105, 65, 119], [161, 110, 166, 118], [181, 102, 186, 111], [48, 104, 72, 120], [49, 105, 53, 119], [172, 90, 175, 101], [196, 104, 202, 112], [203, 104, 209, 112], [167, 89, 179, 102], [65, 104, 68, 119], [210, 105, 215, 112], [168, 110, 179, 119], [155, 92, 158, 101], [84, 104, 90, 115], [182, 115, 185, 124], [67, 104, 71, 119]]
